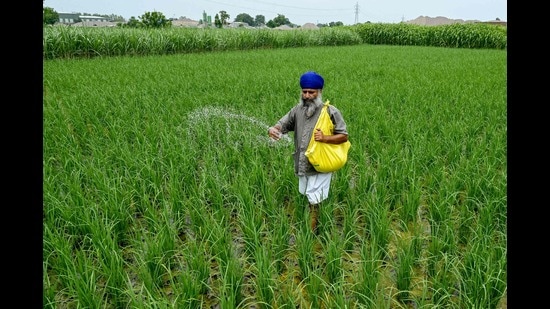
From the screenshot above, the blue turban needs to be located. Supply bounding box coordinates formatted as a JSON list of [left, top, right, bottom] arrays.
[[300, 71, 324, 89]]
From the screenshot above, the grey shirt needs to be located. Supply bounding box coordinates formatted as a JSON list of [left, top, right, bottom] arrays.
[[276, 101, 349, 176]]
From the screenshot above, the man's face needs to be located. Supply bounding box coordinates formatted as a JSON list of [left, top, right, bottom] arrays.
[[301, 89, 319, 104]]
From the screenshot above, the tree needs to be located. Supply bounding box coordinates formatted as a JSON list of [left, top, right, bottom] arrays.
[[123, 16, 142, 28], [139, 11, 172, 28], [107, 14, 125, 22], [234, 13, 254, 26], [219, 10, 230, 25], [255, 15, 265, 26], [267, 14, 291, 28], [328, 21, 344, 27], [214, 14, 222, 28], [43, 6, 59, 25]]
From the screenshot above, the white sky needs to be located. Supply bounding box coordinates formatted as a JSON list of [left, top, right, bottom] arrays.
[[43, 0, 507, 26]]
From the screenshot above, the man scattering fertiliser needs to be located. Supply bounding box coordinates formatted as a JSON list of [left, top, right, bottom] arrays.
[[268, 71, 349, 233]]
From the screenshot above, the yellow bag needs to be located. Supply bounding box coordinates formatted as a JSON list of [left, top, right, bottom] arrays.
[[305, 101, 351, 173]]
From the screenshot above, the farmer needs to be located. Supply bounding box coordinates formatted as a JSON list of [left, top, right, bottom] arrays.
[[268, 71, 349, 232]]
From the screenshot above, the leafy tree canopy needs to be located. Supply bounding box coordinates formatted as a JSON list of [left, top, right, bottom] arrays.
[[122, 16, 141, 28], [43, 7, 59, 25], [234, 13, 254, 26], [214, 10, 230, 28], [255, 15, 266, 26], [266, 14, 291, 28], [214, 14, 222, 28], [119, 11, 171, 28], [219, 10, 230, 25], [317, 21, 344, 27], [140, 11, 172, 28]]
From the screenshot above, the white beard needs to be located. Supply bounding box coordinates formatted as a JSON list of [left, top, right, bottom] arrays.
[[301, 94, 324, 118]]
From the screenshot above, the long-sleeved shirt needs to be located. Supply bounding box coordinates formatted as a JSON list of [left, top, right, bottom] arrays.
[[276, 101, 348, 176]]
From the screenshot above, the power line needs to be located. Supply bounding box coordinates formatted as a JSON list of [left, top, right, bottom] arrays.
[[203, 0, 353, 12], [242, 0, 352, 11]]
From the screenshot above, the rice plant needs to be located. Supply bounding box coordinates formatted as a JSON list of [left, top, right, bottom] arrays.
[[43, 43, 506, 308]]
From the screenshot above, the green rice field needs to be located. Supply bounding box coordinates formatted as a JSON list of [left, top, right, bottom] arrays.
[[43, 42, 507, 308]]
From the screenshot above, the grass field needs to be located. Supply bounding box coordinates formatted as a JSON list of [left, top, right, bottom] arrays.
[[43, 43, 507, 308]]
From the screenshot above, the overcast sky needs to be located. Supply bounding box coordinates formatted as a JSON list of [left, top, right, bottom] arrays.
[[43, 0, 507, 26]]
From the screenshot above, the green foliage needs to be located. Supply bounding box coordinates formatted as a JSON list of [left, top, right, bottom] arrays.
[[265, 20, 275, 28], [214, 10, 230, 28], [219, 10, 230, 25], [234, 13, 255, 26], [255, 15, 265, 26], [214, 14, 222, 28], [43, 7, 58, 25], [267, 14, 291, 28], [318, 21, 344, 28], [117, 11, 171, 29], [102, 13, 125, 22], [139, 11, 172, 28], [42, 23, 506, 60], [42, 27, 363, 59], [123, 16, 141, 28], [43, 44, 507, 308], [351, 22, 506, 49]]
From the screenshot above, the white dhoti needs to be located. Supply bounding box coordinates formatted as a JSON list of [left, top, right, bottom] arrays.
[[298, 173, 333, 204]]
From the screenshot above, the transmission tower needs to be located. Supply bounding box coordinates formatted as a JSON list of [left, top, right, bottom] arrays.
[[354, 2, 360, 24]]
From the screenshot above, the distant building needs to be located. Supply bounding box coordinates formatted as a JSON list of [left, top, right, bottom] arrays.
[[171, 17, 200, 28], [79, 15, 110, 22], [72, 21, 118, 27], [56, 12, 113, 26], [57, 12, 80, 24]]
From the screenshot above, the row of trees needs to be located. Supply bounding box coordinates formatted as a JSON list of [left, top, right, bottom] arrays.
[[210, 11, 298, 28], [200, 12, 343, 28], [43, 4, 343, 28]]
